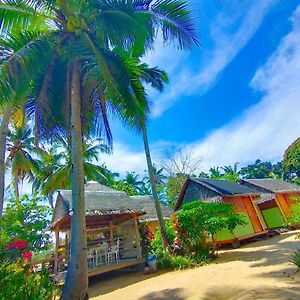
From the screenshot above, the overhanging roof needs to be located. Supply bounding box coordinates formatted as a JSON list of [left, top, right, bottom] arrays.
[[175, 178, 258, 211], [240, 179, 300, 194]]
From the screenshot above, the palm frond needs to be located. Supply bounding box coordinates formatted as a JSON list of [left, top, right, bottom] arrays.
[[0, 0, 55, 36]]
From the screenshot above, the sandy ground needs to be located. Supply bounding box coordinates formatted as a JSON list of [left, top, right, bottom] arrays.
[[89, 230, 300, 300]]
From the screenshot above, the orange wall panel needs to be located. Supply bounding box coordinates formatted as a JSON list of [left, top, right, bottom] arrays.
[[276, 194, 291, 217], [242, 197, 263, 233]]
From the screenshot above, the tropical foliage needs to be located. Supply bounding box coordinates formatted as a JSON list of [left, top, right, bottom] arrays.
[[0, 0, 199, 297], [148, 201, 244, 269], [0, 195, 51, 261], [0, 262, 58, 300]]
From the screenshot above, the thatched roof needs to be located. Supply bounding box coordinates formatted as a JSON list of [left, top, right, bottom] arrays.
[[51, 182, 172, 227], [240, 179, 300, 194], [130, 196, 173, 222]]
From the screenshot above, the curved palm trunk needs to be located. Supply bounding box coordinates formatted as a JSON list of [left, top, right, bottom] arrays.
[[142, 126, 168, 249], [0, 105, 12, 217], [61, 62, 88, 300], [13, 175, 20, 200]]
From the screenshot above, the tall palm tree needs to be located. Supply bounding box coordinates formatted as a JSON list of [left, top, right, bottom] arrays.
[[222, 163, 240, 182], [39, 137, 111, 198], [0, 36, 33, 216], [6, 126, 39, 198], [32, 144, 63, 208], [0, 105, 12, 216], [0, 1, 198, 298], [209, 167, 223, 179], [124, 171, 144, 193]]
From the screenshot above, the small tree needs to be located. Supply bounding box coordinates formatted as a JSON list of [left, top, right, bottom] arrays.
[[0, 195, 51, 261], [176, 201, 245, 255]]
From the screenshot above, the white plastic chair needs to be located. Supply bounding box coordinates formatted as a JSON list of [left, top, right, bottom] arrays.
[[108, 239, 120, 264], [87, 249, 95, 269], [95, 242, 109, 266]]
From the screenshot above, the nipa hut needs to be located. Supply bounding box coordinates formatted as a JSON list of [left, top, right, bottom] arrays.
[[174, 178, 268, 245], [50, 182, 172, 277], [240, 178, 300, 228]]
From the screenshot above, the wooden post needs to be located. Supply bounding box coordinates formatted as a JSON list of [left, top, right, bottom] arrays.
[[275, 196, 288, 222], [251, 196, 268, 230], [65, 232, 69, 261], [133, 214, 142, 258], [109, 220, 114, 244], [54, 225, 60, 275]]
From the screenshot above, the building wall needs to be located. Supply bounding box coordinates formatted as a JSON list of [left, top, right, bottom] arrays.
[[216, 196, 264, 243], [182, 181, 219, 205]]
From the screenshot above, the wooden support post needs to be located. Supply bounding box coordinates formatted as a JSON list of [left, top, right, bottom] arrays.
[[109, 220, 114, 244], [54, 226, 59, 275], [133, 214, 142, 258], [65, 232, 69, 261], [251, 196, 268, 230], [275, 196, 288, 222]]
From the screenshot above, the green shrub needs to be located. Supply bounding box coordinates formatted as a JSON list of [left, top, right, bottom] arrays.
[[149, 201, 245, 270], [292, 249, 300, 269], [0, 261, 59, 299], [0, 195, 51, 261], [176, 201, 245, 253]]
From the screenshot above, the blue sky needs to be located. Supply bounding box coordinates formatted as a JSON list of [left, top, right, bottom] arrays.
[[102, 0, 300, 175]]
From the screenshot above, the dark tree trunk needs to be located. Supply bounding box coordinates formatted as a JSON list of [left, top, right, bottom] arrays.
[[61, 62, 88, 300], [0, 105, 12, 217], [142, 126, 168, 248]]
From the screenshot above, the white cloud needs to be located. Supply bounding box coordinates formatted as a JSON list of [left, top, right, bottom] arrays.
[[101, 141, 172, 175], [103, 4, 300, 173], [185, 5, 300, 170], [149, 0, 276, 117]]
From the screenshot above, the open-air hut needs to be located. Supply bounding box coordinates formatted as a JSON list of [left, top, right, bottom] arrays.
[[50, 182, 172, 276], [240, 178, 300, 228], [174, 178, 268, 245]]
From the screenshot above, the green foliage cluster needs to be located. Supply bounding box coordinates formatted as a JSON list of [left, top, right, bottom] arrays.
[[149, 201, 244, 269], [176, 201, 245, 256], [283, 138, 300, 180], [0, 261, 58, 300], [0, 195, 51, 260], [291, 249, 300, 269], [177, 201, 245, 239], [149, 220, 195, 269], [112, 180, 139, 196], [166, 173, 188, 205]]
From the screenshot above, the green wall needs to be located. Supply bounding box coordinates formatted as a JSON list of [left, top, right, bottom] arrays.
[[262, 207, 284, 228], [216, 212, 254, 241]]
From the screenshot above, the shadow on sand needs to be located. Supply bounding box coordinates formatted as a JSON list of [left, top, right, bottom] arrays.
[[88, 268, 171, 297], [138, 288, 186, 300], [202, 284, 300, 300], [215, 231, 299, 269]]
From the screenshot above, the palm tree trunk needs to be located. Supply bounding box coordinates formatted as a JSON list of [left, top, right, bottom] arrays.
[[0, 105, 12, 217], [14, 175, 19, 201], [142, 126, 168, 249], [61, 62, 88, 300]]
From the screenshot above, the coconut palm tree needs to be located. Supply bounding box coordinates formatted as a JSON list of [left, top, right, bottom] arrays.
[[222, 163, 240, 182], [0, 36, 34, 216], [6, 125, 39, 198], [209, 167, 223, 179], [124, 171, 144, 193], [0, 105, 12, 216], [39, 137, 111, 199], [0, 1, 198, 298]]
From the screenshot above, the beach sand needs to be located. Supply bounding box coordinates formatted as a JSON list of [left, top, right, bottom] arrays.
[[89, 230, 300, 300]]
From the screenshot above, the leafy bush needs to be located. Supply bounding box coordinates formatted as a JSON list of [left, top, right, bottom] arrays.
[[176, 201, 245, 253], [292, 249, 300, 269], [0, 261, 59, 299], [0, 195, 51, 261], [149, 201, 245, 270]]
